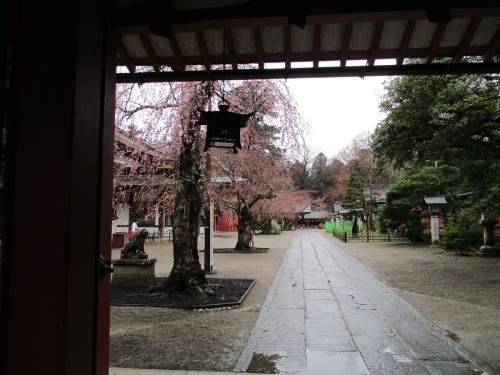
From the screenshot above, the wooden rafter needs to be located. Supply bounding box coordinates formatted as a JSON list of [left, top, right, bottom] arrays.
[[284, 25, 291, 69], [367, 21, 384, 67], [118, 39, 136, 74], [341, 23, 353, 67], [167, 35, 186, 72], [397, 20, 416, 65], [253, 27, 265, 69], [138, 34, 161, 72], [224, 28, 239, 70], [117, 63, 500, 84], [426, 23, 447, 64], [312, 24, 321, 68], [195, 31, 211, 71], [452, 18, 481, 64], [482, 24, 500, 63]]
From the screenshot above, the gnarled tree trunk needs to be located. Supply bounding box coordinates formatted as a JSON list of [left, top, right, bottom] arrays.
[[150, 131, 216, 297], [150, 83, 217, 298], [235, 204, 253, 250], [234, 192, 275, 250], [158, 206, 165, 239]]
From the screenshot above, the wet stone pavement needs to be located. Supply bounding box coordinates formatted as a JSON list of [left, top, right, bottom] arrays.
[[235, 230, 485, 375]]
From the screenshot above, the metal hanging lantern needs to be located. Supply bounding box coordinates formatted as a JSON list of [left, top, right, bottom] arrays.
[[197, 100, 254, 153], [197, 29, 254, 153]]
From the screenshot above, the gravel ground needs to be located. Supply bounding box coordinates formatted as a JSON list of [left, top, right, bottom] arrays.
[[110, 231, 293, 371], [109, 230, 500, 373]]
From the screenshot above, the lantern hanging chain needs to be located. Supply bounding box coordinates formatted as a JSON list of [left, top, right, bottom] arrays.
[[221, 28, 227, 103]]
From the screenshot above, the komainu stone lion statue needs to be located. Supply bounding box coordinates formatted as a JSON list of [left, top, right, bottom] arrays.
[[121, 229, 149, 259]]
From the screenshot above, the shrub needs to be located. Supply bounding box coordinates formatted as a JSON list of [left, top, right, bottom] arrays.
[[442, 213, 483, 251]]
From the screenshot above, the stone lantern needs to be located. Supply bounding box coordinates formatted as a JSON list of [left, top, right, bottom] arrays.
[[424, 195, 447, 245], [479, 214, 500, 256]]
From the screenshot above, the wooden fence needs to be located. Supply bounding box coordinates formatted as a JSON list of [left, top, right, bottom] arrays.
[[146, 228, 173, 242]]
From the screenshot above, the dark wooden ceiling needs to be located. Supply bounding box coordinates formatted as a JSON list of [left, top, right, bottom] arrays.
[[112, 0, 500, 83]]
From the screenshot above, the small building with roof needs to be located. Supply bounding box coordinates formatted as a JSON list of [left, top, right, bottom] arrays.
[[296, 206, 330, 228]]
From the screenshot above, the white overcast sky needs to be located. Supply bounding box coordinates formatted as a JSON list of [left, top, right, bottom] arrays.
[[286, 76, 388, 158]]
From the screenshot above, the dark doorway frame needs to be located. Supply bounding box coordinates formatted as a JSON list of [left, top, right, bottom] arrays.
[[1, 2, 116, 374]]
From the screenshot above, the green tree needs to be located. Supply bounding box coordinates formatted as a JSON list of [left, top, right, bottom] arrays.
[[380, 166, 460, 241], [290, 144, 315, 190], [378, 165, 462, 241], [309, 152, 336, 200], [373, 75, 449, 168], [442, 210, 483, 251], [341, 160, 378, 231], [340, 132, 396, 231], [373, 73, 500, 216]]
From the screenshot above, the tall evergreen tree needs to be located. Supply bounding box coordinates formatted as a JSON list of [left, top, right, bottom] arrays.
[[373, 73, 500, 216]]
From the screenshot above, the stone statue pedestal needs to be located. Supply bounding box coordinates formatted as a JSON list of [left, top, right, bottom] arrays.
[[478, 245, 500, 257], [111, 258, 157, 287], [478, 216, 500, 257]]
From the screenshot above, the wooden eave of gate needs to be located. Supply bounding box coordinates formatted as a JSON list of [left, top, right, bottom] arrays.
[[111, 2, 500, 82]]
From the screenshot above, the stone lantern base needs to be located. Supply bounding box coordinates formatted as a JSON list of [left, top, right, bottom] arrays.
[[477, 245, 500, 257], [478, 215, 499, 257], [111, 258, 157, 287]]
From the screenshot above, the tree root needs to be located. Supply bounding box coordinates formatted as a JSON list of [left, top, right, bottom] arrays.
[[149, 269, 221, 299], [234, 243, 251, 251]]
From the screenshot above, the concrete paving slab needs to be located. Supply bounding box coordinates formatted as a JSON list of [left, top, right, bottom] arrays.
[[110, 368, 263, 375], [235, 230, 487, 374]]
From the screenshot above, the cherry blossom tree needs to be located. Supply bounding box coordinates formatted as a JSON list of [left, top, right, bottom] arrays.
[[208, 79, 307, 250], [116, 79, 219, 297], [114, 80, 185, 225], [150, 81, 220, 297], [252, 188, 319, 231], [114, 76, 307, 294], [212, 142, 295, 247]]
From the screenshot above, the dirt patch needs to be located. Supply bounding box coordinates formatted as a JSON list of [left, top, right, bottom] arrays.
[[110, 231, 294, 372]]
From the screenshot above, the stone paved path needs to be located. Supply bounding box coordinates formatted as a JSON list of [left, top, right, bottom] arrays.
[[235, 230, 485, 374]]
